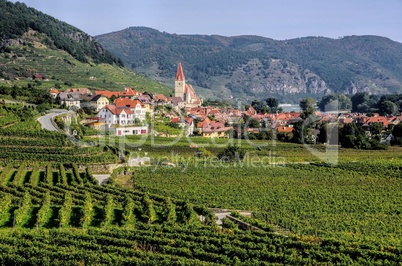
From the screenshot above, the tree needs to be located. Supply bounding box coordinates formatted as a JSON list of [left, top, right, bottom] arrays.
[[318, 94, 351, 112], [351, 92, 377, 113], [217, 145, 246, 162], [265, 98, 279, 111], [291, 120, 315, 144], [299, 98, 317, 119], [339, 123, 380, 149], [245, 116, 260, 128], [391, 123, 402, 146], [318, 94, 338, 112], [380, 101, 398, 115], [369, 122, 383, 141], [338, 94, 352, 110], [250, 100, 270, 113]]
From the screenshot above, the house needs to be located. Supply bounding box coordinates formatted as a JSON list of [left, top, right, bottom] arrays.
[[170, 117, 194, 136], [49, 88, 60, 99], [244, 106, 257, 116], [95, 90, 119, 99], [202, 121, 232, 138], [81, 95, 109, 112], [196, 118, 231, 138], [114, 98, 147, 121], [98, 105, 133, 126], [111, 125, 148, 137], [119, 87, 142, 99], [363, 115, 390, 128], [153, 94, 168, 104], [65, 88, 92, 95], [58, 92, 81, 109]]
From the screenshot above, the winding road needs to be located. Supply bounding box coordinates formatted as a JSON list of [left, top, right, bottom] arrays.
[[37, 109, 67, 131]]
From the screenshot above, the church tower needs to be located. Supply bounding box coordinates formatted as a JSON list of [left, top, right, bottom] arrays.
[[175, 62, 186, 100]]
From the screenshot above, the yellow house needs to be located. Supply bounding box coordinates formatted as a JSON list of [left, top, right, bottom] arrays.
[[91, 95, 109, 112], [198, 119, 232, 138]]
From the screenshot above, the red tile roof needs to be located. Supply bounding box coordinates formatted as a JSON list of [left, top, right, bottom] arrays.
[[114, 98, 144, 108], [364, 116, 389, 127], [104, 105, 133, 115], [95, 90, 119, 98], [119, 87, 141, 97], [171, 117, 180, 123]]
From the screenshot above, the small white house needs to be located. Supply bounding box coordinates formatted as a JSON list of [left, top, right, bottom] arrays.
[[110, 125, 148, 136]]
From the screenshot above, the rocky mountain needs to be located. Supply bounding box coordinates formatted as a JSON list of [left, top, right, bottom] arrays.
[[96, 27, 402, 102], [0, 1, 170, 94]]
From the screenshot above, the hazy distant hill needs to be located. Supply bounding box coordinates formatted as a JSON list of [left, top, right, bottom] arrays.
[[0, 1, 170, 94], [96, 26, 402, 102]]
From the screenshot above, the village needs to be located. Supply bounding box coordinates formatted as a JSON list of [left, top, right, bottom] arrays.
[[48, 63, 400, 143]]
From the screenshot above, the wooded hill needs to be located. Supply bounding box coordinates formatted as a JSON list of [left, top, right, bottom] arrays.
[[96, 27, 402, 102], [0, 0, 170, 94]]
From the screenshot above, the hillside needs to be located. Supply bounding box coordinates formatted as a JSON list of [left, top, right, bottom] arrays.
[[0, 1, 170, 94], [96, 27, 402, 102]]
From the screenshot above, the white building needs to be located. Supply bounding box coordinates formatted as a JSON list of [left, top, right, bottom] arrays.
[[98, 105, 133, 126], [114, 98, 147, 122], [111, 125, 148, 137], [58, 92, 81, 109]]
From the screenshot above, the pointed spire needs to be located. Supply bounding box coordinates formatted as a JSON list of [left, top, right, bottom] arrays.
[[175, 62, 185, 81]]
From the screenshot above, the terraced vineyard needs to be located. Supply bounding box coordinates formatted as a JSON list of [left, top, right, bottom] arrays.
[[1, 163, 402, 265], [0, 107, 117, 164]]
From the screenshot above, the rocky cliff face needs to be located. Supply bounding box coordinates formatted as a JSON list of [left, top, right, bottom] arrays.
[[227, 59, 329, 97]]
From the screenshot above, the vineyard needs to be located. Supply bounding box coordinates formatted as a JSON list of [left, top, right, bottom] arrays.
[[1, 105, 402, 264], [1, 163, 402, 265], [0, 105, 118, 164], [131, 160, 402, 249]]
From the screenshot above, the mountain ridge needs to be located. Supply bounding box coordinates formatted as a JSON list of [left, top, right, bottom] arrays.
[[96, 26, 402, 102], [0, 1, 170, 94]]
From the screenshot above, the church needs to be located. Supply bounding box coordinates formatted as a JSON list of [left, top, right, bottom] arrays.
[[174, 62, 202, 107]]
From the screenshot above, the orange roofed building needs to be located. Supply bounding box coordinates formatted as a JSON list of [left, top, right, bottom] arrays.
[[114, 98, 147, 121], [95, 87, 142, 99], [196, 117, 232, 138], [174, 62, 202, 107]]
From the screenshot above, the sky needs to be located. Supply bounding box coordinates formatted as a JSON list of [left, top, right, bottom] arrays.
[[8, 0, 402, 43]]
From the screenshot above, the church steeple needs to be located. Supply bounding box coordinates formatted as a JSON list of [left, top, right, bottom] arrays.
[[175, 62, 186, 99], [175, 62, 185, 81]]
